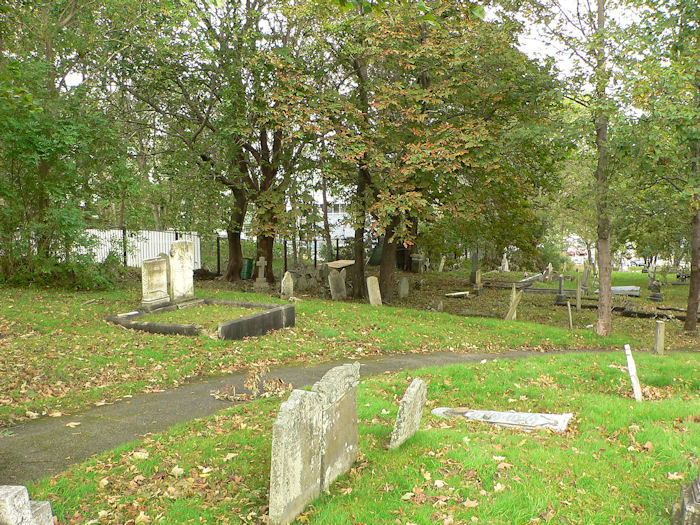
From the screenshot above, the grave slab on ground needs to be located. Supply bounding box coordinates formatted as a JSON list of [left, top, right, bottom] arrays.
[[431, 407, 573, 433]]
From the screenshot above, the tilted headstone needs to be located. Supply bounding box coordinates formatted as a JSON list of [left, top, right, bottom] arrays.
[[0, 485, 54, 525], [169, 240, 195, 302], [389, 378, 427, 449], [269, 390, 324, 525], [398, 276, 409, 299], [366, 276, 382, 306], [671, 469, 700, 525], [141, 257, 170, 309], [311, 363, 360, 490], [281, 271, 294, 300], [624, 344, 643, 402], [505, 284, 523, 321], [438, 255, 446, 273], [328, 269, 347, 300]]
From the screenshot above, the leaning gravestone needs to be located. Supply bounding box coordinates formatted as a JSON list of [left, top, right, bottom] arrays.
[[398, 277, 409, 299], [268, 390, 324, 525], [169, 240, 195, 302], [141, 257, 170, 309], [671, 469, 700, 525], [0, 485, 54, 525], [389, 378, 427, 449], [367, 276, 382, 306], [311, 363, 360, 490], [281, 271, 294, 300], [328, 269, 347, 300]]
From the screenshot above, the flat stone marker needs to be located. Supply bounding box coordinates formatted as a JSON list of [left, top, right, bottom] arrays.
[[281, 271, 294, 299], [269, 390, 324, 525], [389, 378, 427, 449], [398, 277, 409, 298], [0, 485, 54, 525], [328, 269, 347, 300], [141, 257, 170, 309], [366, 276, 382, 306], [311, 363, 360, 490], [517, 272, 543, 284], [445, 291, 469, 298], [169, 240, 195, 302], [431, 407, 573, 433], [671, 469, 700, 525]]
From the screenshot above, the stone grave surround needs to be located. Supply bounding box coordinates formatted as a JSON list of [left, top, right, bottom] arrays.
[[269, 363, 360, 525], [0, 485, 54, 525]]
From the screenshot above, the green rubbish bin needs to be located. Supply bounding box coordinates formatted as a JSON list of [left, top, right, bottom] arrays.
[[241, 258, 254, 279]]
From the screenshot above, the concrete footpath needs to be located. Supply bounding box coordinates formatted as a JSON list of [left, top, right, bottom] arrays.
[[0, 349, 603, 485]]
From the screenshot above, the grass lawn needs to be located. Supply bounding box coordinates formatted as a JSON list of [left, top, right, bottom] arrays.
[[138, 304, 263, 331], [29, 351, 700, 524], [0, 280, 636, 428]]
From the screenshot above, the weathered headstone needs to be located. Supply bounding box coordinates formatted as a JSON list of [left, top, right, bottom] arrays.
[[311, 363, 360, 490], [654, 320, 665, 355], [545, 263, 553, 282], [501, 253, 509, 272], [436, 300, 444, 312], [648, 280, 663, 302], [141, 257, 170, 309], [410, 253, 425, 274], [281, 271, 294, 300], [624, 344, 643, 402], [389, 378, 427, 450], [671, 469, 700, 525], [339, 268, 347, 283], [328, 269, 347, 300], [473, 269, 483, 296], [582, 264, 591, 292], [169, 240, 195, 302], [554, 275, 567, 305], [254, 257, 268, 291], [438, 255, 446, 273], [504, 284, 523, 321], [398, 277, 409, 299], [0, 485, 54, 525], [269, 390, 324, 525], [575, 274, 582, 312], [366, 276, 382, 306]]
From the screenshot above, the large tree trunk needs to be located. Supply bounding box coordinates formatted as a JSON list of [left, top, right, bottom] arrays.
[[684, 206, 700, 331], [379, 217, 400, 303], [224, 190, 247, 282], [594, 0, 612, 337], [351, 166, 369, 299]]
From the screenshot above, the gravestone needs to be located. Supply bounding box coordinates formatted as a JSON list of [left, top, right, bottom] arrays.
[[473, 269, 483, 296], [410, 253, 425, 274], [505, 284, 523, 321], [328, 269, 347, 300], [318, 263, 330, 283], [545, 263, 553, 282], [366, 276, 382, 306], [554, 275, 567, 305], [582, 264, 591, 292], [168, 241, 195, 302], [398, 277, 410, 299], [654, 320, 665, 355], [438, 255, 446, 273], [671, 469, 700, 525], [389, 378, 427, 450], [501, 254, 509, 272], [311, 363, 360, 491], [281, 271, 294, 300], [254, 257, 268, 291], [141, 257, 170, 309], [0, 485, 54, 525], [269, 390, 324, 525], [296, 274, 309, 293], [648, 280, 663, 302], [431, 408, 573, 433], [436, 300, 444, 312]]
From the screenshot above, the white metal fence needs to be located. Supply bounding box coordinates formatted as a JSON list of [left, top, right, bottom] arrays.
[[85, 229, 202, 269]]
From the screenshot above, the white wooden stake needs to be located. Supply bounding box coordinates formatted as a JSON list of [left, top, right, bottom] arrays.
[[624, 344, 643, 402]]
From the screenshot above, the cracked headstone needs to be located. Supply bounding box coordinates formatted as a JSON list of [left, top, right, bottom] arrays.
[[389, 378, 427, 449]]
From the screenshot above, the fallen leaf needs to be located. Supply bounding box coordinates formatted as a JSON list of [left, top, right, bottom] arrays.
[[132, 450, 149, 460], [99, 478, 109, 489], [667, 472, 684, 480], [171, 465, 184, 478], [463, 498, 480, 508], [65, 422, 81, 428], [493, 483, 506, 493], [26, 411, 39, 419], [48, 411, 63, 418], [434, 479, 446, 489]]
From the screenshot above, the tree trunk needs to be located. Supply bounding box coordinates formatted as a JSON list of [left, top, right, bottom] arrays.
[[684, 206, 700, 331], [351, 165, 370, 299], [224, 190, 247, 282], [321, 175, 334, 262], [594, 0, 612, 337], [379, 217, 400, 303], [470, 245, 479, 284]]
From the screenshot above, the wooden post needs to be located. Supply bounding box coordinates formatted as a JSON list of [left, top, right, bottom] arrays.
[[567, 301, 573, 330], [576, 275, 582, 312], [624, 344, 643, 402], [654, 321, 665, 355]]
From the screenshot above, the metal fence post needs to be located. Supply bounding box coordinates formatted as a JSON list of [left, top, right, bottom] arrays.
[[122, 226, 127, 266]]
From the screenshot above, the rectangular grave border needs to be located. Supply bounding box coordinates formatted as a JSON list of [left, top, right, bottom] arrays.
[[106, 299, 294, 340]]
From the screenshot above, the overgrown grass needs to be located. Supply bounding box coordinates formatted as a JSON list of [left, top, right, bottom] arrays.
[[30, 351, 700, 524], [0, 282, 631, 427], [139, 304, 262, 331]]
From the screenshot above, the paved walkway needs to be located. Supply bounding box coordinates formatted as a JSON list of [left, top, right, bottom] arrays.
[[1, 349, 605, 485]]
